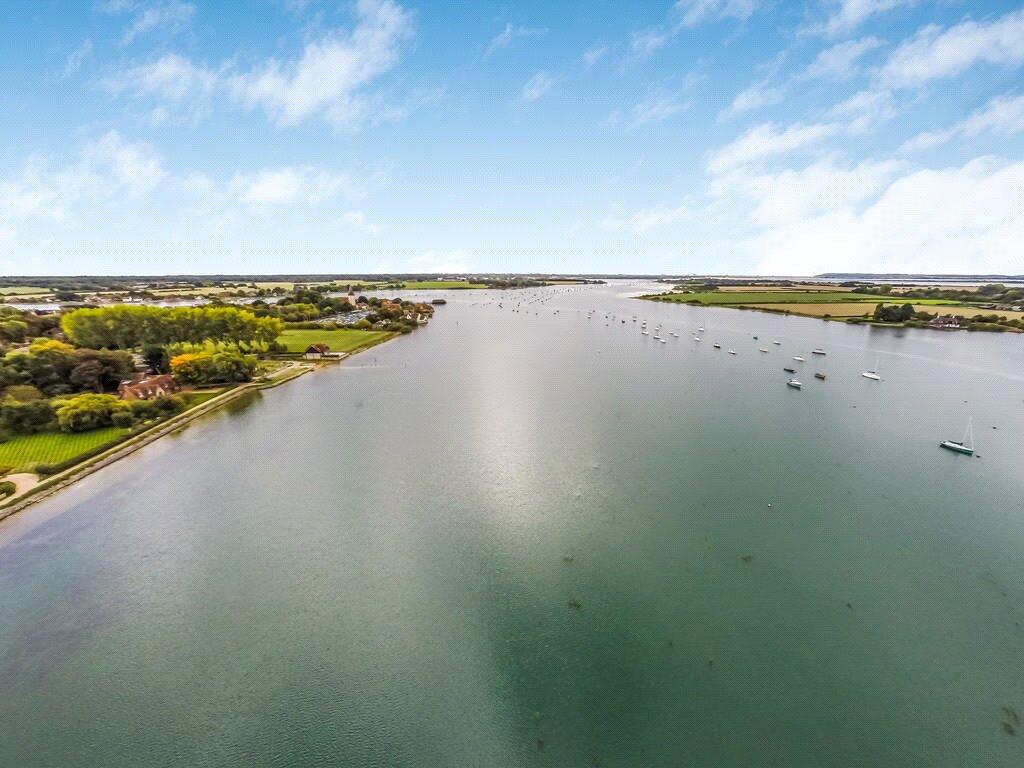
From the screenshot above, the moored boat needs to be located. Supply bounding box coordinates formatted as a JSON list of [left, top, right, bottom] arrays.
[[793, 356, 806, 362], [814, 372, 826, 380], [862, 357, 881, 380], [940, 417, 974, 455], [786, 379, 802, 389], [784, 367, 795, 373]]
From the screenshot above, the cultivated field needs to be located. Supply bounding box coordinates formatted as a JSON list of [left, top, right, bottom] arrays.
[[739, 302, 877, 317], [278, 328, 396, 353], [655, 291, 891, 304], [396, 280, 488, 289], [0, 427, 129, 471]]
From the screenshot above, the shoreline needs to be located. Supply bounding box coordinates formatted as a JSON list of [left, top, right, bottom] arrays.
[[638, 295, 1024, 333], [0, 335, 397, 523]]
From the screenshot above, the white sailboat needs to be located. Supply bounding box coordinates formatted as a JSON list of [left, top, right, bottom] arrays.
[[940, 417, 974, 455], [862, 357, 881, 381]]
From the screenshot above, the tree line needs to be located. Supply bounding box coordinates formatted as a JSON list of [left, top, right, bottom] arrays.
[[60, 305, 283, 350]]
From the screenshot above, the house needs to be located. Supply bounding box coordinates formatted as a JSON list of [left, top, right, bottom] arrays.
[[118, 374, 181, 400], [304, 343, 331, 359]]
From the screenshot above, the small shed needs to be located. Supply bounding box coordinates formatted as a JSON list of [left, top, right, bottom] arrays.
[[304, 343, 331, 360]]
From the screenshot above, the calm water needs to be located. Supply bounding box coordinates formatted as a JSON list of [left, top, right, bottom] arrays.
[[2, 282, 1023, 767]]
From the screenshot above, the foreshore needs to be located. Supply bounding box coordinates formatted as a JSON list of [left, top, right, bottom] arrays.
[[0, 361, 319, 523]]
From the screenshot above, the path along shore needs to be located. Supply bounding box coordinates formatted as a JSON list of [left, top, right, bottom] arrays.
[[0, 361, 318, 523]]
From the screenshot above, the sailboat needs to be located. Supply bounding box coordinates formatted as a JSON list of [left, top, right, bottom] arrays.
[[862, 357, 881, 381], [940, 417, 974, 455]]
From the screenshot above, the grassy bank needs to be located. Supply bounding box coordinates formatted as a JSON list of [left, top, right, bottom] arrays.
[[278, 328, 396, 353], [0, 427, 130, 471]]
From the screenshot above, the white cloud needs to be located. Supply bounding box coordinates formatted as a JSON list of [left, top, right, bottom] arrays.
[[230, 167, 357, 208], [484, 23, 546, 58], [745, 156, 1024, 274], [707, 121, 842, 174], [879, 9, 1024, 88], [722, 82, 784, 118], [674, 0, 760, 27], [582, 45, 609, 67], [340, 209, 381, 233], [902, 92, 1024, 152], [819, 0, 918, 36], [804, 36, 883, 80], [105, 53, 223, 119], [601, 201, 695, 232], [0, 131, 166, 232], [519, 71, 556, 103], [63, 39, 93, 77], [721, 38, 881, 121], [712, 158, 903, 225], [626, 92, 691, 129], [230, 0, 413, 126], [106, 0, 414, 128], [104, 1, 196, 45], [825, 88, 896, 132], [407, 250, 471, 273], [631, 0, 759, 56]]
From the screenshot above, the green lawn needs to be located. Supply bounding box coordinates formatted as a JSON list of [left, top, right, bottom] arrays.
[[278, 328, 395, 354], [398, 280, 488, 289], [0, 427, 129, 471], [181, 389, 225, 407]]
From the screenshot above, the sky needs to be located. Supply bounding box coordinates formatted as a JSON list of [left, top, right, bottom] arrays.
[[1, 0, 1023, 276]]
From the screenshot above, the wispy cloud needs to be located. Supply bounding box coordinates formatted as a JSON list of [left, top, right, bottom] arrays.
[[817, 0, 919, 37], [484, 22, 546, 59], [707, 121, 842, 174], [104, 0, 416, 128], [878, 8, 1024, 88], [803, 36, 883, 80], [101, 1, 196, 45], [0, 131, 166, 233], [519, 71, 556, 104], [62, 39, 93, 78], [721, 82, 784, 119], [582, 45, 609, 67], [631, 0, 760, 57], [625, 92, 691, 129], [902, 92, 1024, 152], [601, 201, 695, 232]]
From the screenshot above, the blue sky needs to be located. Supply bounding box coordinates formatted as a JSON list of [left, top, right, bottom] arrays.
[[1, 0, 1022, 276]]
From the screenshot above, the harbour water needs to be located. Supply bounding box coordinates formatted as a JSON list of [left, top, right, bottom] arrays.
[[2, 282, 1023, 766]]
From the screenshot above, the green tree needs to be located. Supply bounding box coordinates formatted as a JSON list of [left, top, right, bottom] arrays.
[[52, 393, 131, 433]]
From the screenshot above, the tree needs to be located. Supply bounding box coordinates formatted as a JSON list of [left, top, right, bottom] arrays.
[[52, 393, 132, 433], [0, 319, 28, 343], [69, 360, 105, 393], [1, 398, 56, 433], [142, 344, 170, 374], [171, 351, 256, 384]]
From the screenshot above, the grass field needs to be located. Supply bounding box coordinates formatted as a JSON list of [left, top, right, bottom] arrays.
[[0, 286, 51, 296], [665, 300, 1024, 321], [0, 427, 129, 471], [181, 389, 225, 407], [711, 284, 857, 293], [397, 280, 488, 289], [654, 290, 891, 304], [739, 302, 877, 317], [278, 328, 395, 353]]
